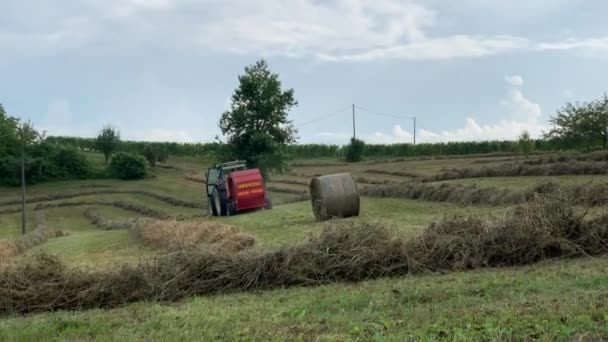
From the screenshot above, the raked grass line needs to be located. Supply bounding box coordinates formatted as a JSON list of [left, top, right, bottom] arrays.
[[1, 256, 607, 340]]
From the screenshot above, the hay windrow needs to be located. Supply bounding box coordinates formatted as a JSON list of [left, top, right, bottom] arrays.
[[184, 172, 206, 184], [363, 169, 424, 178], [0, 211, 67, 262], [2, 191, 608, 314], [34, 200, 172, 219], [133, 219, 256, 252], [266, 185, 308, 195], [0, 190, 201, 209], [424, 160, 608, 182], [83, 208, 135, 230]]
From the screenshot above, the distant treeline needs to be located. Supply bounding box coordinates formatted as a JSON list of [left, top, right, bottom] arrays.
[[47, 136, 580, 160]]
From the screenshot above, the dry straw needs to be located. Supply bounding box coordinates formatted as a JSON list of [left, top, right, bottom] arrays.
[[2, 191, 608, 314], [309, 173, 360, 221]]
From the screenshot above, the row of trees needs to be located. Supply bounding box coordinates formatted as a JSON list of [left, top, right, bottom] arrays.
[[0, 108, 155, 186], [162, 61, 608, 170], [93, 126, 168, 167], [548, 94, 608, 149], [5, 61, 608, 184]]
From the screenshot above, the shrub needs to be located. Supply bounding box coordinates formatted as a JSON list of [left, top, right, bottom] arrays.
[[108, 152, 147, 180], [345, 138, 365, 162], [515, 130, 535, 157], [49, 147, 91, 179], [142, 144, 169, 167]]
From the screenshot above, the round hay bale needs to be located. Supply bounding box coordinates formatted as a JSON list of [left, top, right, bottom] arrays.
[[309, 173, 360, 221]]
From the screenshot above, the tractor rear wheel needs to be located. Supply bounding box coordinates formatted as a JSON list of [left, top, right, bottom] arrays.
[[226, 202, 236, 216], [214, 189, 228, 216], [207, 198, 218, 216], [264, 197, 273, 210]]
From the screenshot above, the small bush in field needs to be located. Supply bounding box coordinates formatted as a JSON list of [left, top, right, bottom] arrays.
[[109, 152, 147, 180], [345, 138, 365, 162]]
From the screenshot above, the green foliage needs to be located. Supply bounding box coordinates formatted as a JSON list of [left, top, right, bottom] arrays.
[[96, 126, 120, 164], [515, 130, 535, 157], [345, 138, 365, 162], [0, 104, 94, 185], [142, 143, 169, 167], [108, 152, 147, 180], [0, 104, 20, 156], [49, 147, 91, 179], [219, 60, 298, 176], [548, 93, 608, 149]]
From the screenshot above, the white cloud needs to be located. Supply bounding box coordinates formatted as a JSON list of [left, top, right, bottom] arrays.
[[3, 1, 608, 62], [505, 75, 524, 86], [537, 37, 608, 52], [129, 129, 196, 143], [317, 35, 529, 61], [318, 75, 547, 144]]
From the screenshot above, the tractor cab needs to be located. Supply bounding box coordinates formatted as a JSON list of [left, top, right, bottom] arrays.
[[206, 160, 271, 216]]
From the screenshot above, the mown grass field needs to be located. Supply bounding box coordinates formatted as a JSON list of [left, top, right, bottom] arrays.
[[1, 152, 608, 340]]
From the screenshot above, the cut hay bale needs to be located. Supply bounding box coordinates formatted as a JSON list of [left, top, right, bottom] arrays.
[[309, 173, 360, 221]]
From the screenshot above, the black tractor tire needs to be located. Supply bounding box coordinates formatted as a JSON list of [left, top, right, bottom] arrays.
[[226, 202, 236, 216], [207, 197, 218, 216], [214, 189, 229, 216], [264, 197, 273, 210]]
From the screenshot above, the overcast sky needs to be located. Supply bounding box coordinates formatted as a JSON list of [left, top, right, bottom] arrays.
[[1, 0, 607, 144]]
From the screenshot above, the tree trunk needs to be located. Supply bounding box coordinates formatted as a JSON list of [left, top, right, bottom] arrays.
[[21, 147, 26, 236]]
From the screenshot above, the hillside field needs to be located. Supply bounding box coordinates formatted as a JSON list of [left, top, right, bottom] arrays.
[[1, 152, 608, 340]]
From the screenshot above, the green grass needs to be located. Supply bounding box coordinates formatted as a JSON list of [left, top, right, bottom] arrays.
[[224, 198, 505, 248], [2, 257, 607, 340], [437, 175, 608, 190], [2, 152, 608, 339], [23, 229, 153, 268]]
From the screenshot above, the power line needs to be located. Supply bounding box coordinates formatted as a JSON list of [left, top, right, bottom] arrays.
[[354, 104, 417, 145], [297, 105, 352, 127], [354, 105, 415, 120]]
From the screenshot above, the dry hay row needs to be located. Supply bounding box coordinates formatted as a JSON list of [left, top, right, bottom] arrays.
[[266, 185, 308, 196], [83, 208, 135, 231], [3, 191, 608, 314], [133, 219, 255, 252], [355, 177, 396, 185], [0, 190, 202, 209], [363, 169, 425, 178], [359, 151, 521, 164], [424, 160, 608, 183], [184, 172, 205, 184], [360, 180, 608, 207], [270, 178, 309, 186], [288, 171, 323, 179], [522, 150, 608, 166], [34, 200, 173, 220], [360, 182, 523, 206], [290, 161, 348, 167], [0, 212, 68, 262]]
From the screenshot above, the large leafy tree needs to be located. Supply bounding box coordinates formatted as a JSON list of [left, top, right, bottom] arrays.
[[219, 60, 298, 175], [96, 125, 120, 164], [547, 94, 608, 149], [0, 104, 20, 156]]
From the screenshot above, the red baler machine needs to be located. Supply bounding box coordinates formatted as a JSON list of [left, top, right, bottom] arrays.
[[206, 160, 272, 216]]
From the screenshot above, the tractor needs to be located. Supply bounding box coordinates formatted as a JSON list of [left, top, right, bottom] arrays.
[[206, 160, 272, 216]]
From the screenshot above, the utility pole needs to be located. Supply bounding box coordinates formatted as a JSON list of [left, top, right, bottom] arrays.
[[413, 116, 416, 145], [20, 141, 26, 235], [352, 104, 356, 139]]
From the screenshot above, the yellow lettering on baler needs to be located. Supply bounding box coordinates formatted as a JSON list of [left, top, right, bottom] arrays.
[[237, 181, 262, 189]]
